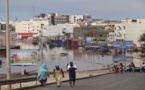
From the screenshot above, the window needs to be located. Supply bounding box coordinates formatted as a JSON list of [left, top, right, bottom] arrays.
[[100, 34, 103, 37]]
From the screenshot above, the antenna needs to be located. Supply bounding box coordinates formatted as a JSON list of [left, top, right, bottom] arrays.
[[33, 6, 34, 19]]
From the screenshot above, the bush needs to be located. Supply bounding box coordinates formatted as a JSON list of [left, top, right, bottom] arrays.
[[133, 48, 138, 52]]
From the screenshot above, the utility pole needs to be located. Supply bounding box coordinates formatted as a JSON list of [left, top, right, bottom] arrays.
[[66, 33, 69, 64], [6, 0, 11, 89], [39, 30, 43, 64]]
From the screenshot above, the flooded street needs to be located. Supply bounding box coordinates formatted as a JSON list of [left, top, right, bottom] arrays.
[[0, 40, 143, 74]]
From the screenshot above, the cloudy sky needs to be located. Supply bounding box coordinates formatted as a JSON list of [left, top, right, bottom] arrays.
[[0, 0, 145, 21]]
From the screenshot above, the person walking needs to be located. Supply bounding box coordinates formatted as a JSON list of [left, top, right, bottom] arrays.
[[141, 62, 145, 73], [120, 63, 124, 74], [53, 65, 64, 87], [37, 64, 49, 86], [67, 62, 77, 87], [131, 62, 135, 72]]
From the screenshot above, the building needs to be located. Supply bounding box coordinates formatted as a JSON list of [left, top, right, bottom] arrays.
[[125, 23, 145, 44], [43, 24, 74, 40], [121, 18, 145, 23], [34, 13, 69, 25], [70, 14, 91, 23], [83, 14, 92, 21], [0, 21, 15, 32], [14, 20, 49, 38], [107, 22, 145, 44], [107, 23, 125, 43], [0, 22, 1, 32], [73, 26, 111, 41]]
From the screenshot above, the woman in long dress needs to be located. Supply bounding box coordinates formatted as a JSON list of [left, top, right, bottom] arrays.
[[37, 64, 49, 86], [53, 65, 64, 87]]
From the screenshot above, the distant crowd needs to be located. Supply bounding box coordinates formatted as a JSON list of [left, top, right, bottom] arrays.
[[108, 61, 145, 74]]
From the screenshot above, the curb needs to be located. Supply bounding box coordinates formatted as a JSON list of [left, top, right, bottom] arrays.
[[14, 72, 112, 90]]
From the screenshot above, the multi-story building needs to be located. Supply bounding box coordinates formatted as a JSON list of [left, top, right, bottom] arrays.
[[34, 13, 69, 25], [43, 24, 74, 40], [14, 19, 49, 38], [121, 18, 145, 23], [125, 23, 145, 44], [0, 21, 15, 31], [107, 22, 145, 45], [70, 14, 83, 23], [70, 14, 91, 23], [83, 14, 92, 21]]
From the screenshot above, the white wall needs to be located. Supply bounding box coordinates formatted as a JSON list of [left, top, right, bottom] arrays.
[[43, 25, 74, 37], [125, 23, 145, 44], [15, 20, 49, 36]]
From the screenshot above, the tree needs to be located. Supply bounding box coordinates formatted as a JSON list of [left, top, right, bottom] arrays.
[[139, 33, 145, 41], [139, 33, 145, 56]]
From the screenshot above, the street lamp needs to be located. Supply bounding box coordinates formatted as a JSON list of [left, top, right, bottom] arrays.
[[6, 0, 11, 89]]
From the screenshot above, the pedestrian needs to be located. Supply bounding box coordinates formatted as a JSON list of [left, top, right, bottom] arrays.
[[112, 61, 118, 74], [131, 62, 135, 72], [67, 62, 77, 87], [141, 62, 145, 73], [24, 69, 29, 75], [53, 65, 64, 87], [115, 64, 119, 74], [120, 63, 124, 74], [107, 64, 112, 72], [37, 64, 49, 86]]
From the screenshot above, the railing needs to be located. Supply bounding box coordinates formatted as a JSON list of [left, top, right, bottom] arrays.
[[0, 76, 37, 90]]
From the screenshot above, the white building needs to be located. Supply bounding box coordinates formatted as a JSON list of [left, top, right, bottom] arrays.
[[107, 23, 126, 42], [107, 23, 145, 44], [125, 23, 145, 44], [70, 14, 83, 23], [14, 19, 49, 38], [121, 18, 145, 23], [43, 24, 74, 40]]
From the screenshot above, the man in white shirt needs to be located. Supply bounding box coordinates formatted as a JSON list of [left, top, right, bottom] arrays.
[[67, 62, 77, 70], [141, 62, 145, 73], [67, 62, 77, 87]]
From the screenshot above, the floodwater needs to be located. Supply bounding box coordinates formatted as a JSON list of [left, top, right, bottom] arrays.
[[0, 40, 137, 74]]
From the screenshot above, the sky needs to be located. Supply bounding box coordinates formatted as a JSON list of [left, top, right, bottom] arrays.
[[0, 0, 145, 21]]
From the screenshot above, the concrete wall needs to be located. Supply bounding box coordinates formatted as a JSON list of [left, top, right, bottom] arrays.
[[73, 27, 111, 40]]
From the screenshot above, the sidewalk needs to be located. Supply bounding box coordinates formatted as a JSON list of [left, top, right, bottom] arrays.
[[127, 52, 144, 67], [2, 69, 111, 90]]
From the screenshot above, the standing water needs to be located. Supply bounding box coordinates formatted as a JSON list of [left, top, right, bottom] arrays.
[[0, 40, 113, 74]]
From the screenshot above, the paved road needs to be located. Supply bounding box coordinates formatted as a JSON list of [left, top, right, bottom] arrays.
[[16, 73, 145, 90]]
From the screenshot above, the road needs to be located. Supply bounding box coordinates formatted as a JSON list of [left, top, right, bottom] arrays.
[[16, 73, 145, 90]]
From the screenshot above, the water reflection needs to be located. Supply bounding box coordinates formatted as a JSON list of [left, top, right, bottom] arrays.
[[0, 40, 113, 74]]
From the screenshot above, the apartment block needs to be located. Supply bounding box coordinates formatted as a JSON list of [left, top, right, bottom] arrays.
[[70, 14, 91, 23], [107, 23, 145, 44], [14, 20, 49, 38]]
